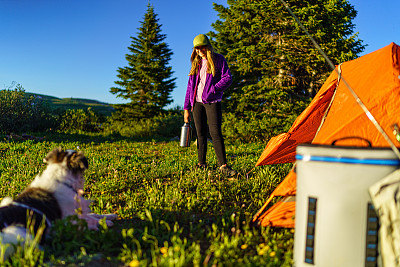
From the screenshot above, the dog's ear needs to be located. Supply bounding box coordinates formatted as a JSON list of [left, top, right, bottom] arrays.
[[44, 147, 67, 164], [67, 150, 88, 173], [44, 148, 88, 173]]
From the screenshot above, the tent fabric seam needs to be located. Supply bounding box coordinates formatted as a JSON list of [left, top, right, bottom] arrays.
[[312, 64, 342, 143]]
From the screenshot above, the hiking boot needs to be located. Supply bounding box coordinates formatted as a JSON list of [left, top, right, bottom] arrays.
[[219, 165, 237, 177], [194, 163, 207, 170]]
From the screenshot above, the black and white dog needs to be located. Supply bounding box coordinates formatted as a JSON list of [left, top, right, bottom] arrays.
[[0, 148, 117, 259]]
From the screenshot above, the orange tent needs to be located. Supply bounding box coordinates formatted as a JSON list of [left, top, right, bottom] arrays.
[[252, 42, 400, 228]]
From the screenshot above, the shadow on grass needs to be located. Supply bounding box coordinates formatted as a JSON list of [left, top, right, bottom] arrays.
[[0, 132, 174, 145], [112, 209, 222, 255]]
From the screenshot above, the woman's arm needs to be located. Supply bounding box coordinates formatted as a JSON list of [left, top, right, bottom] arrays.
[[183, 109, 190, 123], [214, 54, 232, 92]]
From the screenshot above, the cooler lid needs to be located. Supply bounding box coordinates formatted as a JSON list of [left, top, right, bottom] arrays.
[[296, 143, 400, 166]]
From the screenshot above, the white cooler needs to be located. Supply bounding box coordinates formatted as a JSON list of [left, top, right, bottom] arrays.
[[294, 144, 400, 267]]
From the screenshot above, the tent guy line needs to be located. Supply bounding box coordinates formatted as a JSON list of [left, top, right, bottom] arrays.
[[280, 0, 400, 160]]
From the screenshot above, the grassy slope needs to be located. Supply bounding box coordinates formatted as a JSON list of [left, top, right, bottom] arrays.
[[26, 92, 115, 116]]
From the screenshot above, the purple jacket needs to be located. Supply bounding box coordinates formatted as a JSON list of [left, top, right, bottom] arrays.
[[184, 53, 232, 110]]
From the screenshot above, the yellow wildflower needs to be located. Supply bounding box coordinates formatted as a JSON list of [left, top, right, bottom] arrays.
[[129, 259, 140, 267], [160, 247, 168, 255], [241, 244, 248, 250], [258, 247, 268, 255]]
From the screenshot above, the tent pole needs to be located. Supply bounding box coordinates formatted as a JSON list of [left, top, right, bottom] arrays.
[[311, 64, 342, 143], [252, 193, 275, 223], [279, 0, 400, 160]]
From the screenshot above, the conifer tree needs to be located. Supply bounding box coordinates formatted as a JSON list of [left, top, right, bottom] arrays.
[[209, 0, 365, 117], [110, 4, 176, 120]]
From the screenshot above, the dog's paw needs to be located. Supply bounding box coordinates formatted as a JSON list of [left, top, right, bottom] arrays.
[[104, 219, 115, 228], [87, 213, 118, 221], [79, 213, 118, 230], [104, 214, 118, 221]]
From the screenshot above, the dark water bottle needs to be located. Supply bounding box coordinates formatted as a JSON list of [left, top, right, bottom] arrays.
[[180, 123, 192, 147]]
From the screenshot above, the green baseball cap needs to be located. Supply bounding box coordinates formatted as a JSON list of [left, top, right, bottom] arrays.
[[193, 34, 210, 48]]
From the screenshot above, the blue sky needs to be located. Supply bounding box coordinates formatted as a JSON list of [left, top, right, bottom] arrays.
[[1, 0, 399, 107]]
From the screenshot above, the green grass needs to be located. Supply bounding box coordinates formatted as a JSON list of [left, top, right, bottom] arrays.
[[0, 134, 293, 266]]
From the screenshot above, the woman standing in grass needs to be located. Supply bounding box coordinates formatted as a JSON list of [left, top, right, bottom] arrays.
[[183, 34, 236, 177]]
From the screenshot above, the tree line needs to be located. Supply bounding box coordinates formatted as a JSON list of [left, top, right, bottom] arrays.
[[110, 0, 364, 124], [1, 1, 365, 142]]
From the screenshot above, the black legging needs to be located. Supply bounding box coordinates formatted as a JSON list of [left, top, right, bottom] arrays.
[[192, 101, 227, 167]]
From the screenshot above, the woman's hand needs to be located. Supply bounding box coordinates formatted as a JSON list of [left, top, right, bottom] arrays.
[[184, 110, 190, 123]]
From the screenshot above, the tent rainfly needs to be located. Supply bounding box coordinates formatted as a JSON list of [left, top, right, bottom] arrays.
[[252, 42, 400, 228]]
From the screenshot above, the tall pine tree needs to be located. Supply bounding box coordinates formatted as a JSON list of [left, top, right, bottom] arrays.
[[110, 4, 176, 120], [208, 0, 365, 117]]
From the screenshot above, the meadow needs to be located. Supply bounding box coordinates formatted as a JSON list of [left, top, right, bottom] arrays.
[[0, 133, 294, 266]]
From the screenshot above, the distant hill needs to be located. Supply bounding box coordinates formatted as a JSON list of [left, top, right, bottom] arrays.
[[26, 92, 115, 116]]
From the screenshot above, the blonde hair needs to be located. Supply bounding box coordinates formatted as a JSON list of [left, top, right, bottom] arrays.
[[189, 44, 216, 76]]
